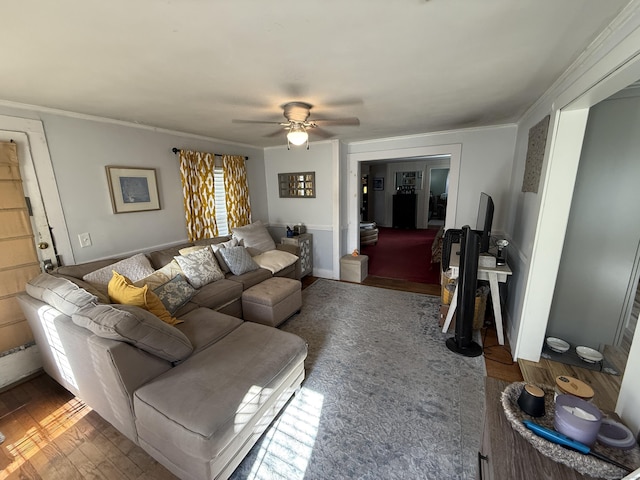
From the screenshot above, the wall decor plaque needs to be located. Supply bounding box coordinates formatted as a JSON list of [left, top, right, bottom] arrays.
[[278, 171, 316, 198]]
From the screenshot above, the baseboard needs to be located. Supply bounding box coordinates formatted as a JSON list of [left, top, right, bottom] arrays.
[[0, 344, 43, 391], [313, 268, 335, 279]]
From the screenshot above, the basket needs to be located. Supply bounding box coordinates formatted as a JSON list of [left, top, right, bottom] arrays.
[[472, 289, 488, 329], [441, 269, 456, 305], [441, 284, 489, 330]]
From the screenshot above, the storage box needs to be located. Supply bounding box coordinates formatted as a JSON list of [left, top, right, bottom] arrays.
[[438, 291, 488, 332], [340, 254, 368, 283], [479, 253, 497, 268]]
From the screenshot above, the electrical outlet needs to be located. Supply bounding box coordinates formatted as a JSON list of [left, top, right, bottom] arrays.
[[78, 232, 92, 248]]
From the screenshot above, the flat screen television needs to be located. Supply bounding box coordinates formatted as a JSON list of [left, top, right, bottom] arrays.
[[475, 192, 494, 253]]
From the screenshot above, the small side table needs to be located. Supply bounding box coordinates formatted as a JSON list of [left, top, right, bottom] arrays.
[[281, 233, 313, 277]]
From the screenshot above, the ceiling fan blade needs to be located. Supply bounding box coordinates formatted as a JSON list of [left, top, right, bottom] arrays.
[[264, 128, 285, 138], [311, 117, 360, 126], [309, 126, 334, 139], [232, 119, 283, 125], [323, 97, 364, 108]]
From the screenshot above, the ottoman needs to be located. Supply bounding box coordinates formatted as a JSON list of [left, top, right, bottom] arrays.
[[340, 254, 368, 283], [242, 277, 302, 327]]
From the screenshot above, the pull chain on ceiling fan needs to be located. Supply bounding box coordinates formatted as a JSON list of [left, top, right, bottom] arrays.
[[232, 101, 360, 149]]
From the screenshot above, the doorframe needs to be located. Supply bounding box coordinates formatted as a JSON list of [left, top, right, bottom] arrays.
[[0, 116, 74, 266], [346, 144, 461, 254]]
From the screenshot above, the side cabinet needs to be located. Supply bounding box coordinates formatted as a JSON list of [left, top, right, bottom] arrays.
[[281, 233, 313, 277], [392, 194, 416, 229]]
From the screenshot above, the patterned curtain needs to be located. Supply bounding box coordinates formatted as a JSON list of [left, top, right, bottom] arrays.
[[179, 149, 218, 241], [222, 155, 251, 229]]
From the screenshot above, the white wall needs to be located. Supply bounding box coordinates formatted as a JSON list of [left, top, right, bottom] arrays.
[[505, 5, 640, 437], [264, 140, 338, 278], [370, 164, 387, 225], [0, 107, 266, 265], [347, 126, 517, 253], [546, 94, 640, 348]]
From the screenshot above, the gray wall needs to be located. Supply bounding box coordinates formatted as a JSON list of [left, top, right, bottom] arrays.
[[546, 92, 640, 348], [1, 108, 266, 264], [264, 141, 337, 277], [430, 168, 448, 197]]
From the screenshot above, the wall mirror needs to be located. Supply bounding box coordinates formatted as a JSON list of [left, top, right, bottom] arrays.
[[395, 171, 423, 191], [278, 171, 316, 198]]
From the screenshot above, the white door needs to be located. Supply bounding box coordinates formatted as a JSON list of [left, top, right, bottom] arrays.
[[0, 132, 58, 270]]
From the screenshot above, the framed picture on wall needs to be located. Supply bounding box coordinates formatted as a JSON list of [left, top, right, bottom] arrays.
[[373, 177, 384, 191], [106, 166, 160, 213]]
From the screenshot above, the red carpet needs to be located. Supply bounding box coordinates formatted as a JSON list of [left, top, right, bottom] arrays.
[[360, 227, 441, 284]]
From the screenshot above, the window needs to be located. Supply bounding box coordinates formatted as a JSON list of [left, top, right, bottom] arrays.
[[213, 167, 229, 236]]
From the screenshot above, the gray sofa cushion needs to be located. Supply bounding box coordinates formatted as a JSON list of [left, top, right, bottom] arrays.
[[133, 322, 307, 462], [175, 308, 243, 354], [26, 273, 98, 316], [186, 278, 243, 310], [148, 243, 192, 270], [225, 267, 272, 290], [55, 257, 126, 280], [72, 304, 193, 362]]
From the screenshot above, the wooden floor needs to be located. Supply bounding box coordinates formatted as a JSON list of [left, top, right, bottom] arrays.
[[518, 345, 627, 414], [0, 373, 176, 480]]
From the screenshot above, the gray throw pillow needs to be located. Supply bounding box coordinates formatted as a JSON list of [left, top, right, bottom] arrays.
[[153, 274, 197, 315], [219, 246, 260, 276], [174, 247, 224, 288], [26, 273, 98, 315], [72, 303, 193, 362], [232, 220, 276, 255], [210, 237, 239, 274]]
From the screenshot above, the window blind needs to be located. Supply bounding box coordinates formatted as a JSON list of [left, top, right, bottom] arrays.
[[213, 167, 229, 236]]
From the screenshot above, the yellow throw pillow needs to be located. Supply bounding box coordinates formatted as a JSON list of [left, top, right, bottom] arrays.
[[108, 271, 180, 325]]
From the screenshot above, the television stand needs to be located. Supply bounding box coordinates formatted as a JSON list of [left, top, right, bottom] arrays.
[[442, 243, 512, 345]]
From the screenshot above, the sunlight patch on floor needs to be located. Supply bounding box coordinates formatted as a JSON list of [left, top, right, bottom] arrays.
[[246, 387, 324, 480], [0, 397, 90, 479]]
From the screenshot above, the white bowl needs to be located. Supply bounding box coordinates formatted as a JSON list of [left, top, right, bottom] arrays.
[[576, 346, 603, 363], [546, 337, 570, 353]]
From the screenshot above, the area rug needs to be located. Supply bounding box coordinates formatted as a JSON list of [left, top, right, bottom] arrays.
[[230, 279, 486, 480], [361, 227, 441, 284]]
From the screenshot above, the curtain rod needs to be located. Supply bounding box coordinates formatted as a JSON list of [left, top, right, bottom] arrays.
[[171, 147, 248, 160]]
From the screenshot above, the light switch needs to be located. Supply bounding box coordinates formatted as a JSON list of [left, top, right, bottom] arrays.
[[78, 232, 92, 248]]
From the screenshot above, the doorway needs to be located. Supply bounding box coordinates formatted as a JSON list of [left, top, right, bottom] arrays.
[[352, 154, 454, 286], [428, 167, 449, 227], [0, 117, 72, 388]]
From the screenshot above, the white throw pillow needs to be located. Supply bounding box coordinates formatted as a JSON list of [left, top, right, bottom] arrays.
[[251, 250, 298, 274], [232, 220, 276, 255], [83, 253, 155, 286]]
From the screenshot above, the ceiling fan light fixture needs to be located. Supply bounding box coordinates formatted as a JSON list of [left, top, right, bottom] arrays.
[[286, 124, 308, 147]]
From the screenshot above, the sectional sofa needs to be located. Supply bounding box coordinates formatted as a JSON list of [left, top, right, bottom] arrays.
[[17, 226, 308, 480]]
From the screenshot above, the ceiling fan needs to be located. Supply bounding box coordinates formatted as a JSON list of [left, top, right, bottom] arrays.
[[232, 101, 360, 149]]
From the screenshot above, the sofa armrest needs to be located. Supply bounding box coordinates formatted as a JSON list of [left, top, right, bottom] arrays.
[[276, 244, 302, 279]]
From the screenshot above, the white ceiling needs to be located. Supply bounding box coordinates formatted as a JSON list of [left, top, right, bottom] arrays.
[[1, 0, 632, 148]]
